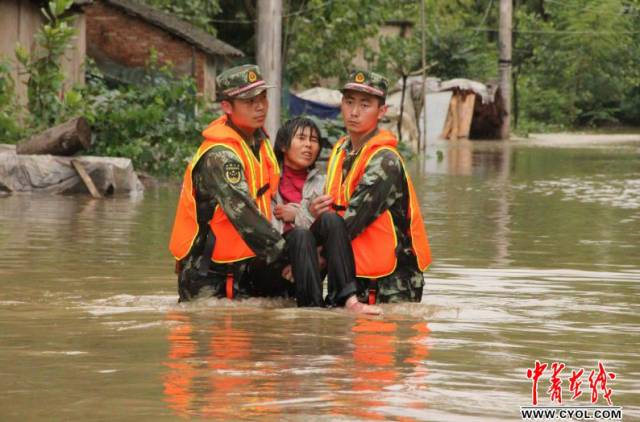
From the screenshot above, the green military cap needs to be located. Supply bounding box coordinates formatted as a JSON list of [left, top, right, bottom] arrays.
[[341, 69, 389, 99], [216, 64, 274, 100]]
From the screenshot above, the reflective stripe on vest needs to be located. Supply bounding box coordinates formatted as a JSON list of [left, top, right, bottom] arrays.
[[169, 115, 280, 263], [325, 130, 432, 278]]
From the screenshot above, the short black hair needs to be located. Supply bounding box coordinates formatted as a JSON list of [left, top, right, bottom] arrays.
[[274, 116, 324, 164]]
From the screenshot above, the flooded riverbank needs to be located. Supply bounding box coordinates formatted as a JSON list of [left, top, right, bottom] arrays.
[[1, 139, 638, 420]]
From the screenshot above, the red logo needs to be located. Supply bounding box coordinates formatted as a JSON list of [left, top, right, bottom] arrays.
[[526, 361, 616, 406]]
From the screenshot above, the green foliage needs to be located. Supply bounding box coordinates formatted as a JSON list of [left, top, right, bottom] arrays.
[[515, 0, 639, 128], [0, 60, 24, 142], [83, 60, 215, 177], [15, 0, 80, 128], [374, 36, 421, 78], [517, 74, 572, 127], [421, 0, 498, 80], [285, 0, 395, 87], [143, 0, 221, 36]]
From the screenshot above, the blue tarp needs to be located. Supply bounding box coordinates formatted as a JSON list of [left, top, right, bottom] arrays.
[[288, 92, 340, 120]]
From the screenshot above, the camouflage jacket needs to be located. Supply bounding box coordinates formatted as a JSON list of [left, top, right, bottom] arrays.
[[188, 121, 285, 266], [339, 128, 424, 301]]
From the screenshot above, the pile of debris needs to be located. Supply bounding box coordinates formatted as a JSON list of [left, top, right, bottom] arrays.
[[0, 117, 143, 197]]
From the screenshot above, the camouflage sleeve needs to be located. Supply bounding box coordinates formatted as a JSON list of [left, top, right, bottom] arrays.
[[342, 150, 404, 240], [194, 146, 285, 264]]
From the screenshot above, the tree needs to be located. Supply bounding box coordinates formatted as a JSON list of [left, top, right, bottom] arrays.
[[515, 0, 637, 127], [284, 0, 395, 87], [374, 35, 421, 142]]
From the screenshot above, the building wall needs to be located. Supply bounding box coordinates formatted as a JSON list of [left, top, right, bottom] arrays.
[[84, 1, 211, 97], [62, 14, 87, 93], [204, 56, 218, 102], [0, 0, 85, 109]]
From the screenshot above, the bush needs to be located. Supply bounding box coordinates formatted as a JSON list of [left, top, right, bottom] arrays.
[[517, 75, 575, 128], [0, 60, 24, 143], [83, 61, 216, 177]]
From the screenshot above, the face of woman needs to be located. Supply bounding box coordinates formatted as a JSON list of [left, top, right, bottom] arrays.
[[283, 126, 320, 171]]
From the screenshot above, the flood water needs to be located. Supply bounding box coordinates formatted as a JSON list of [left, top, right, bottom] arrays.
[[1, 139, 639, 421]]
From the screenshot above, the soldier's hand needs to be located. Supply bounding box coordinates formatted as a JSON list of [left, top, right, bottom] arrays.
[[274, 203, 300, 223], [309, 195, 334, 218]]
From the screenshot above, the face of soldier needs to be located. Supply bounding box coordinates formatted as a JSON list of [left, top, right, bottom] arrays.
[[341, 90, 387, 141], [223, 90, 269, 131], [283, 126, 320, 171]]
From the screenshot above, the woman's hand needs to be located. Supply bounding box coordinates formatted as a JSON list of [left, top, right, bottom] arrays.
[[317, 246, 327, 270], [309, 194, 334, 218], [274, 203, 300, 223], [281, 264, 293, 282]]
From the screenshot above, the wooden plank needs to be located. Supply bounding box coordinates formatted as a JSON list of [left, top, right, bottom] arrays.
[[458, 91, 477, 139], [441, 94, 458, 140], [71, 159, 103, 198], [449, 93, 460, 141], [440, 105, 452, 140]]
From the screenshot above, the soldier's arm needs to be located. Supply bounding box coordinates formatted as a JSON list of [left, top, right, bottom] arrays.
[[342, 150, 404, 240], [194, 147, 285, 264]]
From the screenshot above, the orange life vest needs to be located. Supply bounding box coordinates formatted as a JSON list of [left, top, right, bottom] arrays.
[[325, 129, 432, 278], [169, 115, 280, 264]]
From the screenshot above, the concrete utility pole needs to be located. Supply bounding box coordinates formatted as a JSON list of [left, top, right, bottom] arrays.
[[420, 0, 427, 152], [257, 0, 283, 141], [498, 0, 512, 140]]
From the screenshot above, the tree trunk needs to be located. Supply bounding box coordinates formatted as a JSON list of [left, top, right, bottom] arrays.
[[398, 74, 407, 143], [499, 0, 512, 140], [256, 0, 282, 140], [16, 117, 91, 156]]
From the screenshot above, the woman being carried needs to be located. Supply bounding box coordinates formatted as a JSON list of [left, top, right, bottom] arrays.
[[268, 117, 381, 314]]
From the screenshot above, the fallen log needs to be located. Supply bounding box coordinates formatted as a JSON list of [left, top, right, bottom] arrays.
[[16, 116, 91, 156]]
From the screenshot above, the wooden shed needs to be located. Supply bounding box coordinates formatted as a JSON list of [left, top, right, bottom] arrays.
[[84, 0, 244, 102], [0, 0, 89, 108], [438, 79, 504, 141]]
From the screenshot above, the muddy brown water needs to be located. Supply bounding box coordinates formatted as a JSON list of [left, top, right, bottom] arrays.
[[1, 139, 639, 420]]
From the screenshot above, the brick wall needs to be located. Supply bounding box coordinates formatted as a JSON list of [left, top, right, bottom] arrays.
[[85, 1, 206, 92]]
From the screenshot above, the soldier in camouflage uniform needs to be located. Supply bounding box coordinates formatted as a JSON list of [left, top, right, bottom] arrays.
[[169, 64, 287, 301], [310, 70, 432, 303]]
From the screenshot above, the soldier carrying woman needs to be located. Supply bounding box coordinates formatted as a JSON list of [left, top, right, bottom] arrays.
[[168, 64, 431, 309]]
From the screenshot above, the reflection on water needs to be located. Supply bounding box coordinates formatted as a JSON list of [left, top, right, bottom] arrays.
[[1, 139, 639, 420], [161, 309, 432, 420]]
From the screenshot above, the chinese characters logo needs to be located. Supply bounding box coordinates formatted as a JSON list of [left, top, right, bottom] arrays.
[[526, 360, 616, 406]]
